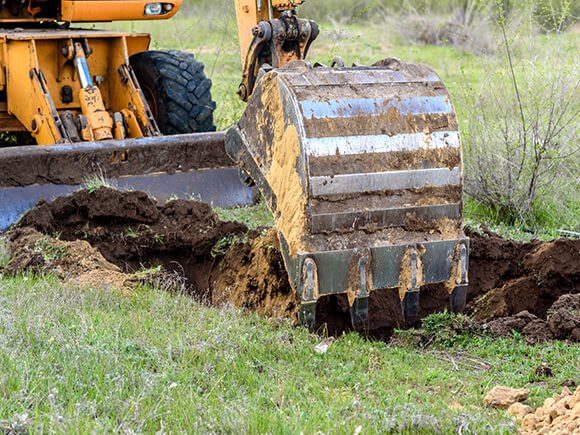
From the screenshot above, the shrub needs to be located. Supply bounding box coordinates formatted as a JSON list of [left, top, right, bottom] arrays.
[[461, 4, 579, 228]]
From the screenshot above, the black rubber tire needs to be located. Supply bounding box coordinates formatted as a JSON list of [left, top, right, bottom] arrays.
[[130, 50, 216, 135]]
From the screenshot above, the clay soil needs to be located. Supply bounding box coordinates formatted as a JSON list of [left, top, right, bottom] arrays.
[[2, 189, 579, 342]]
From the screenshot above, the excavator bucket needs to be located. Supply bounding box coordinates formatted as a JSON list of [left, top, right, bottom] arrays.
[[226, 59, 469, 329], [0, 132, 257, 231]]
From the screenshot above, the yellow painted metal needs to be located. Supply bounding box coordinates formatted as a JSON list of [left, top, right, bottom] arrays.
[[235, 0, 272, 64], [0, 0, 309, 143], [60, 0, 182, 22], [0, 0, 182, 23], [235, 0, 306, 68], [79, 86, 114, 140], [0, 29, 154, 143]]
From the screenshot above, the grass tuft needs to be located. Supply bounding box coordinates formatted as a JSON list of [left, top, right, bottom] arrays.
[[215, 200, 274, 230], [0, 238, 10, 269], [83, 171, 115, 193], [33, 236, 68, 262]]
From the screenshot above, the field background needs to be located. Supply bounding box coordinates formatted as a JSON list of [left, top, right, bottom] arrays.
[[1, 0, 579, 433]]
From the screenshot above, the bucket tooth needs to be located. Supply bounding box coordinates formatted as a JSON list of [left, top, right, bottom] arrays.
[[403, 290, 420, 321], [402, 249, 421, 321], [299, 257, 318, 329], [299, 301, 317, 329], [450, 243, 469, 313], [350, 256, 370, 327], [350, 297, 369, 327], [450, 285, 467, 313]]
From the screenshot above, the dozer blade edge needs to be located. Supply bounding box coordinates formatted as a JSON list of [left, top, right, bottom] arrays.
[[0, 132, 258, 231], [227, 59, 470, 329]]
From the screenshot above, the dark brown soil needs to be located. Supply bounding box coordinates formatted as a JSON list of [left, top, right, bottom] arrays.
[[13, 188, 247, 296], [466, 227, 579, 320], [465, 227, 579, 343], [485, 294, 580, 343], [3, 188, 579, 343]]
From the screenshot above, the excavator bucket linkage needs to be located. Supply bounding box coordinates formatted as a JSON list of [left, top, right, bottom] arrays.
[[227, 59, 469, 329]]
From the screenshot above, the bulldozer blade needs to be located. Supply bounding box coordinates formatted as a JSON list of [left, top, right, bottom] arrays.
[[0, 132, 257, 231], [227, 59, 470, 329]]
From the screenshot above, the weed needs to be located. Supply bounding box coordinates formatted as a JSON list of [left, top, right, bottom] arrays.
[[125, 227, 139, 239], [33, 237, 68, 262], [394, 312, 486, 348], [152, 233, 165, 244], [83, 170, 115, 193], [0, 238, 10, 269], [211, 233, 247, 257], [215, 201, 274, 230]]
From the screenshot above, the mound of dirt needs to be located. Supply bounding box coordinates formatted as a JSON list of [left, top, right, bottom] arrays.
[[212, 229, 299, 320], [3, 227, 131, 291], [485, 294, 580, 343], [466, 228, 579, 320], [14, 188, 247, 294], [2, 188, 579, 341]]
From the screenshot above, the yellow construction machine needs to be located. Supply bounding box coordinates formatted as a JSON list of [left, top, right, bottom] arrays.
[[0, 0, 469, 328]]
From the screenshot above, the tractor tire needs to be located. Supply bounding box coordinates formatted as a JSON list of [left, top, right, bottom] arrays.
[[130, 50, 216, 135]]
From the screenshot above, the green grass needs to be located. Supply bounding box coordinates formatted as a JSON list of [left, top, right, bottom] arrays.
[[0, 238, 9, 269], [0, 276, 578, 433], [215, 201, 275, 230], [82, 172, 115, 193]]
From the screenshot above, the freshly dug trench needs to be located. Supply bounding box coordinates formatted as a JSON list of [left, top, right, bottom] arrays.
[[3, 188, 579, 341]]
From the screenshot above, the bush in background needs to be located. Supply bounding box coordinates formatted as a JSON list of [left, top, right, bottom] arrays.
[[461, 2, 579, 229]]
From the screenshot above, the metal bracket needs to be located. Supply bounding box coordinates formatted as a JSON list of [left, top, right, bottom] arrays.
[[238, 12, 318, 101]]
